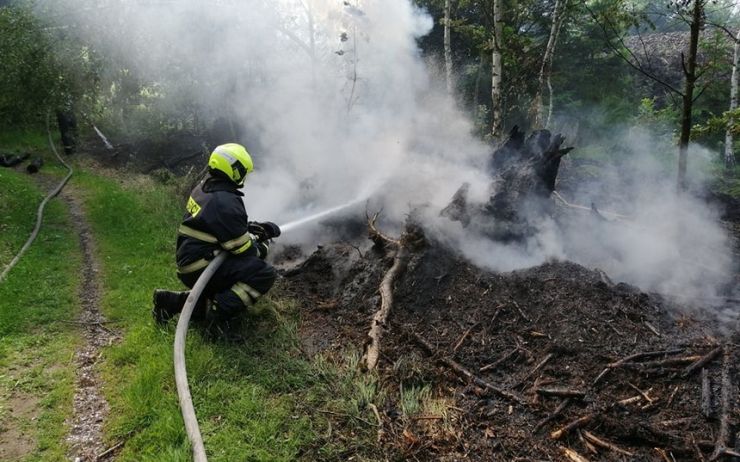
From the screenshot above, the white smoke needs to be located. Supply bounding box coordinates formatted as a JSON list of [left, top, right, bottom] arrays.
[[40, 0, 736, 307]]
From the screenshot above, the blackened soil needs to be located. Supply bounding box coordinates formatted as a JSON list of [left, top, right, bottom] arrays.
[[284, 239, 738, 461]]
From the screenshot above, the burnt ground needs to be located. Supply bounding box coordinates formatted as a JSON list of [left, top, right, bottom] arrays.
[[282, 230, 739, 461]]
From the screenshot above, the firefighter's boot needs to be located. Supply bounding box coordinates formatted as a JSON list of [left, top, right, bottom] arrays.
[[152, 290, 188, 325], [152, 290, 210, 325]]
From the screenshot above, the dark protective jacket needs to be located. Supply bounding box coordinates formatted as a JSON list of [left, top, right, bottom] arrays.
[[176, 174, 262, 274]]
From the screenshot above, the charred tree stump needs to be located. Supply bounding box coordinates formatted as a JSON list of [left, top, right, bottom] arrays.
[[442, 126, 572, 241]]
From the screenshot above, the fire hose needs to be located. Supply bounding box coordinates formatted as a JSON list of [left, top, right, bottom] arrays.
[[0, 114, 73, 284], [174, 251, 227, 462]]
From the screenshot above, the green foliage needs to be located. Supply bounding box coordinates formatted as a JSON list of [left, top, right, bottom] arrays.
[[0, 167, 80, 461], [635, 97, 679, 133], [0, 5, 61, 126], [0, 2, 100, 128]]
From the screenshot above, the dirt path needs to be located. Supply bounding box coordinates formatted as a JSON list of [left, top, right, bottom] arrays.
[[60, 187, 119, 462]]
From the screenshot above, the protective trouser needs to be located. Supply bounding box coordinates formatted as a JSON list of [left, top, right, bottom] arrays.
[[178, 255, 277, 323]]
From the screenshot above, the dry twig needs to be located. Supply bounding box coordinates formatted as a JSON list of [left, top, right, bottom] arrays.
[[550, 413, 595, 440], [480, 347, 519, 372], [453, 322, 479, 352], [96, 441, 124, 460], [617, 355, 701, 370], [535, 387, 586, 399], [561, 446, 590, 462], [409, 330, 526, 405], [533, 398, 571, 433], [582, 430, 635, 456], [594, 348, 684, 385], [514, 353, 554, 389], [701, 368, 712, 418], [681, 346, 721, 378], [710, 346, 734, 461], [691, 433, 707, 462]]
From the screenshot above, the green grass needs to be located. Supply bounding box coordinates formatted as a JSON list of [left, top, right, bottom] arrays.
[[76, 172, 383, 461], [0, 168, 81, 461], [0, 128, 52, 154]]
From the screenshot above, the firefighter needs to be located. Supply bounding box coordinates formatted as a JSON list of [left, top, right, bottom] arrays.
[[152, 143, 281, 339]]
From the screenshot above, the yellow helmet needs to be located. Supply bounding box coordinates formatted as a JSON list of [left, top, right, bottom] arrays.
[[208, 143, 254, 186]]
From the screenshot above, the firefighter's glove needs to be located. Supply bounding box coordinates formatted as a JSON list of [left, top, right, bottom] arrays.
[[256, 241, 270, 259], [248, 221, 281, 242]]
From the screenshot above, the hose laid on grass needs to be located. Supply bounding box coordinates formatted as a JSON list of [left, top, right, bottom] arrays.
[[174, 251, 227, 462], [0, 114, 74, 284]]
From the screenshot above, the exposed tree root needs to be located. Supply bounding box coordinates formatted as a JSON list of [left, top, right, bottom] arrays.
[[362, 244, 409, 371], [361, 212, 419, 371]]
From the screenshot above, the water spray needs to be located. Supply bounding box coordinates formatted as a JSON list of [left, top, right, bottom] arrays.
[[278, 195, 368, 233]]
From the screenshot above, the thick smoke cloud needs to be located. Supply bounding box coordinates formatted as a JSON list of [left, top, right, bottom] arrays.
[[41, 0, 736, 308]]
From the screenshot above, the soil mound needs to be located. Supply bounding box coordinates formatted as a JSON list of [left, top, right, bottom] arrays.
[[284, 239, 737, 461]]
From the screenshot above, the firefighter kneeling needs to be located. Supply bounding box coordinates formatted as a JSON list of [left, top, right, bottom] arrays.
[[152, 143, 280, 340]]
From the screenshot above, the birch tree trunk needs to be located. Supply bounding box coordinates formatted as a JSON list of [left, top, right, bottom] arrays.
[[677, 0, 702, 191], [534, 0, 567, 129], [491, 0, 504, 138], [444, 0, 453, 95], [725, 29, 740, 171]]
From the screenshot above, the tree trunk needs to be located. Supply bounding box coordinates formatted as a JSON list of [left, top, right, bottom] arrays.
[[473, 52, 485, 120], [725, 29, 740, 171], [533, 0, 567, 129], [677, 0, 702, 191], [444, 0, 453, 95], [491, 0, 504, 138]]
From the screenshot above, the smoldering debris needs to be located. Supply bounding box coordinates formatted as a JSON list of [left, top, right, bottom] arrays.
[[284, 225, 738, 460]]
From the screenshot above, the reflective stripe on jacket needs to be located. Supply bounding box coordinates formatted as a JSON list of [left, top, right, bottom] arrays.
[[175, 175, 258, 273]]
